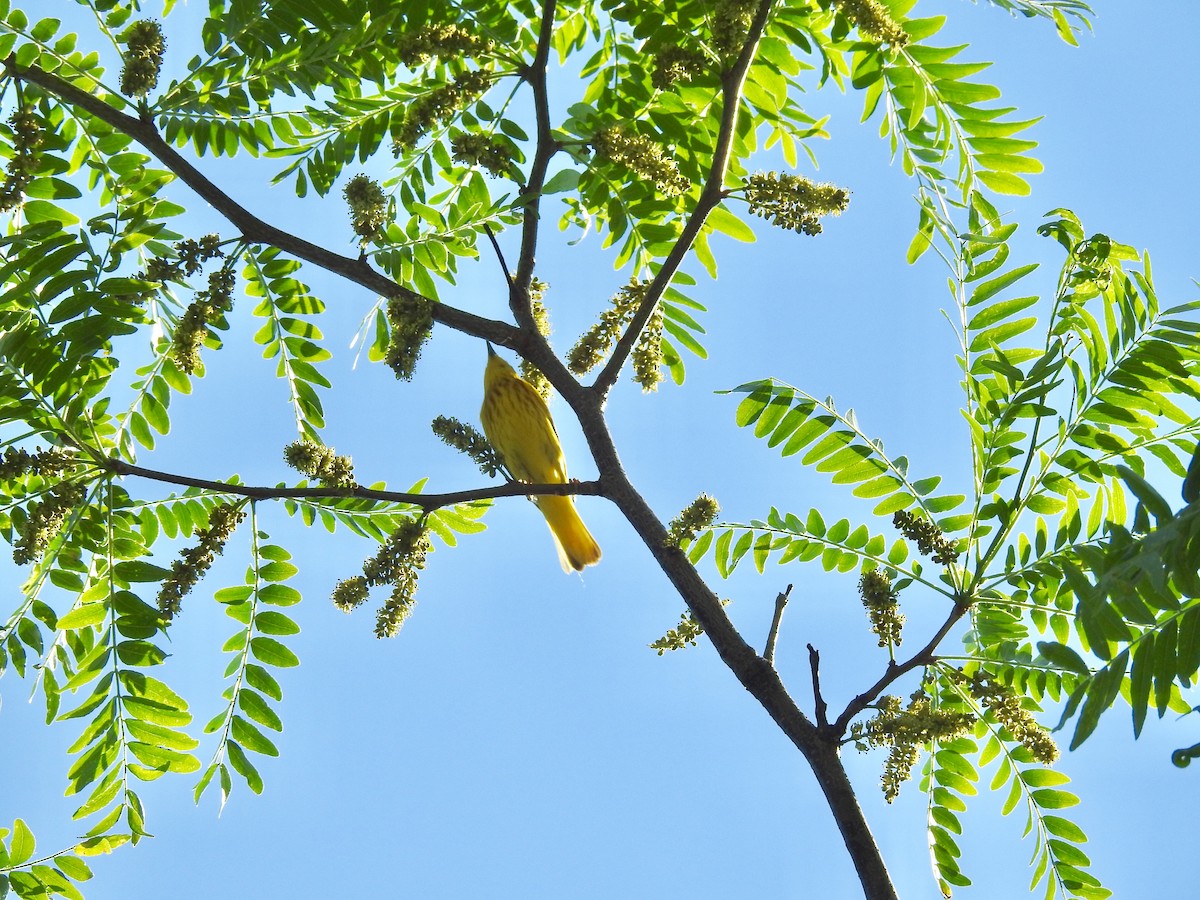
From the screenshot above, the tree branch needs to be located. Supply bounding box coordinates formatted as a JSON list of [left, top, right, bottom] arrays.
[[833, 601, 971, 735], [512, 0, 559, 317], [808, 643, 829, 729], [591, 0, 774, 397], [7, 56, 519, 348], [483, 223, 514, 292], [102, 458, 601, 511], [763, 583, 792, 665]]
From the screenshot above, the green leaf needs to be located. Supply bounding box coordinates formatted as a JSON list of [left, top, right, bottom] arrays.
[[968, 263, 1039, 306], [254, 611, 300, 635], [707, 206, 756, 243], [250, 637, 300, 668], [226, 741, 263, 793], [238, 690, 283, 731], [56, 604, 108, 631], [1037, 641, 1089, 674], [231, 715, 279, 756], [9, 818, 35, 866], [1031, 788, 1079, 809]]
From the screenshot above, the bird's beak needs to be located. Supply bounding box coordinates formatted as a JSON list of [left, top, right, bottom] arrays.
[[486, 341, 497, 358]]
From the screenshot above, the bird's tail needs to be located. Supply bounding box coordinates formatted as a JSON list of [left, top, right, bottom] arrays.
[[537, 495, 601, 572]]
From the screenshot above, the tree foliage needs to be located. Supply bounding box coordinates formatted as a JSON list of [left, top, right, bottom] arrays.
[[1, 1, 1197, 898]]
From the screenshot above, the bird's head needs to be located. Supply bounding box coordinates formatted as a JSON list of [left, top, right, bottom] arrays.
[[484, 342, 517, 390]]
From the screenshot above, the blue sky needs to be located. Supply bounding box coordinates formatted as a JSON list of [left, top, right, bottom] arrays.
[[3, 2, 1199, 897]]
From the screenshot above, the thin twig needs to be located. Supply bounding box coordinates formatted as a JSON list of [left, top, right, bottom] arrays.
[[833, 600, 971, 735], [763, 583, 793, 665], [808, 643, 829, 729], [483, 223, 514, 292], [103, 458, 601, 511]]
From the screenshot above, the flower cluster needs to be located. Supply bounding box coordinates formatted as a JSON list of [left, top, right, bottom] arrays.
[[591, 126, 689, 198], [0, 446, 77, 481], [120, 19, 167, 97], [333, 518, 432, 638], [343, 174, 389, 244], [142, 234, 225, 286], [393, 71, 491, 155], [892, 509, 959, 564], [837, 0, 909, 46], [854, 691, 976, 802], [665, 493, 720, 548], [568, 280, 648, 376], [744, 172, 849, 236], [0, 107, 43, 213], [384, 293, 434, 381], [12, 480, 87, 565], [173, 265, 236, 374], [651, 609, 704, 654], [431, 416, 503, 478], [396, 24, 492, 68], [519, 283, 553, 401], [649, 598, 730, 654], [451, 133, 513, 177], [157, 503, 245, 620], [633, 304, 665, 391], [652, 45, 706, 90], [710, 0, 757, 57], [858, 568, 904, 648], [283, 439, 357, 489], [967, 672, 1059, 764]]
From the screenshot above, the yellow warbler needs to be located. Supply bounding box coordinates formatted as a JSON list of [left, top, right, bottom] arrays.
[[480, 343, 601, 572]]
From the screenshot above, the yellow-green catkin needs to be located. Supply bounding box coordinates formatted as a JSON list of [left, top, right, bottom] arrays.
[[837, 0, 909, 46], [0, 107, 43, 212], [893, 509, 959, 565], [632, 304, 665, 392], [665, 494, 720, 547], [393, 71, 491, 155], [744, 172, 850, 236], [591, 126, 689, 197], [396, 24, 492, 68], [968, 672, 1059, 764], [854, 691, 976, 802], [120, 19, 167, 97], [1, 447, 82, 561], [344, 174, 389, 244], [652, 45, 706, 90], [649, 598, 731, 654], [858, 568, 904, 648], [430, 416, 503, 477], [334, 518, 432, 638], [568, 280, 649, 376], [173, 264, 236, 374], [710, 0, 757, 57], [12, 481, 87, 565], [385, 294, 434, 380], [283, 439, 357, 488], [157, 503, 245, 620], [451, 133, 513, 177]]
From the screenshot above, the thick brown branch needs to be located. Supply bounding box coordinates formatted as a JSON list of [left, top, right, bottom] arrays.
[[8, 56, 517, 347], [104, 458, 601, 511], [591, 0, 774, 397], [833, 600, 971, 735]]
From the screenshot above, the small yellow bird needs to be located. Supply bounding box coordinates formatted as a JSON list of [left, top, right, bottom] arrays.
[[480, 343, 601, 572]]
